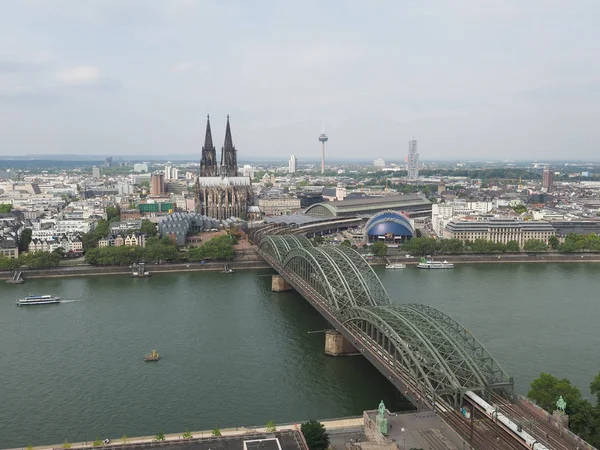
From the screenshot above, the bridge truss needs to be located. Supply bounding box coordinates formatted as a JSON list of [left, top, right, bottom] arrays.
[[258, 235, 514, 408]]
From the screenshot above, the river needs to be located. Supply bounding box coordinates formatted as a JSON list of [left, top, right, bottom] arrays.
[[0, 263, 597, 448]]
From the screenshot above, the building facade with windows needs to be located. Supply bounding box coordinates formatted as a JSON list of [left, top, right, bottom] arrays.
[[443, 217, 555, 248]]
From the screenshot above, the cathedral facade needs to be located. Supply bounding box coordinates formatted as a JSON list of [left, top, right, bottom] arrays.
[[195, 115, 252, 220]]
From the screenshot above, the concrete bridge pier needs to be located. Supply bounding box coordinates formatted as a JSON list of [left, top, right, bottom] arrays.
[[272, 275, 293, 292], [325, 330, 358, 356]]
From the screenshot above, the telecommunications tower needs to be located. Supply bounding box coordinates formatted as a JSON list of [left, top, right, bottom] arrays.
[[318, 124, 328, 174]]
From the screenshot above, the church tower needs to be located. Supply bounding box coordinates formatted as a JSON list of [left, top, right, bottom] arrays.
[[200, 115, 217, 177], [220, 115, 238, 177]]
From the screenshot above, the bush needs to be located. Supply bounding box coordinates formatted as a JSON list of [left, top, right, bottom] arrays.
[[301, 421, 329, 450]]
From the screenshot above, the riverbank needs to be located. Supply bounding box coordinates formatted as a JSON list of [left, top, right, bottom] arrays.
[[7, 416, 364, 450], [4, 250, 600, 282], [386, 252, 600, 264]]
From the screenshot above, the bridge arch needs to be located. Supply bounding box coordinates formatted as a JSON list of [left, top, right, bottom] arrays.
[[280, 245, 391, 311], [341, 304, 513, 406], [258, 235, 313, 263]]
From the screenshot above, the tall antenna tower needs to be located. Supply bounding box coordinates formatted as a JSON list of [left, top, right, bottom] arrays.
[[318, 123, 328, 174]]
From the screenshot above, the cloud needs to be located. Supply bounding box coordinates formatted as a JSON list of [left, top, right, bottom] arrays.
[[169, 62, 209, 74], [56, 65, 101, 86]]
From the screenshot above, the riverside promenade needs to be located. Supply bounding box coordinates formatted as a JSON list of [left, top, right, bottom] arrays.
[[10, 417, 364, 450]]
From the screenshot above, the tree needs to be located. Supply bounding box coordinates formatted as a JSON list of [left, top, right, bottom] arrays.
[[311, 235, 323, 246], [591, 372, 600, 405], [265, 420, 277, 432], [523, 239, 547, 252], [527, 373, 583, 414], [513, 204, 527, 214], [0, 203, 13, 213], [154, 431, 166, 442], [63, 440, 72, 449], [370, 241, 388, 257], [182, 430, 193, 439], [340, 240, 352, 247], [27, 444, 33, 450], [121, 434, 128, 444], [19, 228, 32, 252], [92, 437, 103, 447], [140, 219, 157, 237], [300, 420, 330, 450], [212, 428, 221, 437], [548, 235, 560, 250], [506, 240, 520, 253], [106, 206, 120, 222], [415, 228, 422, 238]]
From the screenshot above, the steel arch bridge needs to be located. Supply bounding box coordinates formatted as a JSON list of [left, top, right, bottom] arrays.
[[258, 235, 514, 408]]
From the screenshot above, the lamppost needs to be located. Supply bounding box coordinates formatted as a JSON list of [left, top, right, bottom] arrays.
[[400, 427, 405, 449]]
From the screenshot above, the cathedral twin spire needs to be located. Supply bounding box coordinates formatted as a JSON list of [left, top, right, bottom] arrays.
[[200, 115, 238, 178]]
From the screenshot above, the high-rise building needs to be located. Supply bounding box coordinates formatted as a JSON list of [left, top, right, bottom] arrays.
[[164, 164, 173, 180], [318, 124, 328, 174], [542, 168, 554, 192], [172, 167, 179, 180], [151, 173, 165, 195], [407, 139, 419, 181], [195, 115, 252, 219], [289, 155, 297, 174], [133, 163, 148, 173], [373, 158, 385, 169], [92, 166, 101, 179]]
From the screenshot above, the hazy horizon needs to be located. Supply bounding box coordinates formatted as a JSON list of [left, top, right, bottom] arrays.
[[1, 1, 599, 160]]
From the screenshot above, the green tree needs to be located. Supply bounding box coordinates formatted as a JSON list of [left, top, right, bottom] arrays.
[[92, 437, 103, 447], [19, 228, 32, 252], [523, 239, 547, 252], [182, 430, 193, 439], [369, 241, 388, 257], [63, 440, 72, 449], [106, 206, 120, 222], [140, 219, 157, 237], [187, 235, 235, 261], [513, 204, 527, 214], [438, 239, 464, 254], [340, 240, 352, 247], [548, 235, 560, 250], [26, 444, 33, 450], [528, 373, 583, 413], [591, 372, 600, 405], [0, 203, 13, 213], [154, 431, 166, 442], [506, 240, 520, 252], [212, 428, 221, 437], [415, 228, 422, 238], [311, 235, 323, 246], [265, 420, 277, 432], [300, 420, 330, 450], [121, 434, 128, 444]]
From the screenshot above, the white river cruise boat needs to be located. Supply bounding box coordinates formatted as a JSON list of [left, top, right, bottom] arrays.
[[17, 294, 61, 306], [416, 258, 454, 269], [385, 263, 406, 269]]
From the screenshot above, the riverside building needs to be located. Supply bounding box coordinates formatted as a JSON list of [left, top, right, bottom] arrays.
[[443, 217, 555, 249]]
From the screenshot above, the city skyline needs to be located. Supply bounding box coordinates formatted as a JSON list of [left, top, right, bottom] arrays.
[[0, 1, 599, 160]]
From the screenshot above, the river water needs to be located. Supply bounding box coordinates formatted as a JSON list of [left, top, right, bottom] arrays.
[[0, 263, 598, 448]]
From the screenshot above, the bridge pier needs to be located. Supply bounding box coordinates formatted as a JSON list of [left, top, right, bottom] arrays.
[[324, 330, 357, 356], [271, 275, 293, 292]]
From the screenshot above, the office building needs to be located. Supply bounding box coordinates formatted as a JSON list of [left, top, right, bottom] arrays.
[[542, 168, 554, 192], [373, 158, 386, 170], [407, 139, 419, 180], [92, 166, 101, 179], [289, 155, 297, 174], [151, 173, 165, 195]]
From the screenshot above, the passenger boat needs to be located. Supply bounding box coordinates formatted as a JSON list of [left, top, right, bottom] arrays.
[[144, 350, 160, 361], [416, 258, 454, 269], [385, 263, 406, 269], [17, 294, 60, 306]]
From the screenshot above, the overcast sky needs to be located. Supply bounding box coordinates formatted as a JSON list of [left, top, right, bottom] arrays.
[[1, 0, 599, 161]]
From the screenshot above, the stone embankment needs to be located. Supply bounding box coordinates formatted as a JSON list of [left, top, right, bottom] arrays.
[[385, 252, 600, 264]]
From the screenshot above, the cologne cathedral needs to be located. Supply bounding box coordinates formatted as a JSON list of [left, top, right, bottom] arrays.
[[195, 115, 252, 219]]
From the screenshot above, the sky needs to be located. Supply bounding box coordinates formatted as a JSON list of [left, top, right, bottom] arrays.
[[0, 0, 599, 161]]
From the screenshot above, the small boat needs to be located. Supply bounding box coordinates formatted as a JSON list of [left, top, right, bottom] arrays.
[[17, 294, 60, 306], [416, 258, 454, 269], [385, 263, 406, 269], [132, 263, 151, 277], [144, 350, 160, 361], [221, 265, 234, 274]]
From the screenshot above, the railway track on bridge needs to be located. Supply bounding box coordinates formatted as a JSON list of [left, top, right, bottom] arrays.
[[256, 236, 587, 450]]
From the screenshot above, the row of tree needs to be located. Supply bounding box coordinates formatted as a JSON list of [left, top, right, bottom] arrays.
[[528, 371, 600, 446], [0, 251, 61, 270], [187, 235, 237, 261], [84, 237, 179, 265], [399, 237, 552, 256]]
